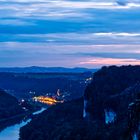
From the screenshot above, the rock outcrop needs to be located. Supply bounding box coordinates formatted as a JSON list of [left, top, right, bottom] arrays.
[[128, 99, 140, 140], [84, 66, 140, 120]]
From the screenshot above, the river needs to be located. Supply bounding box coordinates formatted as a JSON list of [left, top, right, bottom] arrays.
[[0, 108, 46, 140]]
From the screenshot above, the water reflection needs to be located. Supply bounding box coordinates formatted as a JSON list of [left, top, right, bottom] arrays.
[[0, 108, 46, 140]]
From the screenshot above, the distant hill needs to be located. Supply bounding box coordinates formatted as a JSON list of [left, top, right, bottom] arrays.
[[0, 66, 97, 73]]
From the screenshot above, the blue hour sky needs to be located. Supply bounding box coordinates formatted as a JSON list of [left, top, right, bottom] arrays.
[[1, 0, 140, 68]]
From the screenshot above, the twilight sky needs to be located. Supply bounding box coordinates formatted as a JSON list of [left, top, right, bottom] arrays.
[[0, 0, 140, 68]]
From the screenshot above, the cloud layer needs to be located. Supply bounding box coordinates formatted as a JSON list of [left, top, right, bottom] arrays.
[[0, 0, 140, 68]]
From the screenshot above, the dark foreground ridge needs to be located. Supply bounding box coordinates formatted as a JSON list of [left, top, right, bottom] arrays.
[[0, 89, 24, 120], [0, 89, 24, 131], [20, 65, 140, 140]]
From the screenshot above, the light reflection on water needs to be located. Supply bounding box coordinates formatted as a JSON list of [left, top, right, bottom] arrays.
[[0, 119, 31, 140]]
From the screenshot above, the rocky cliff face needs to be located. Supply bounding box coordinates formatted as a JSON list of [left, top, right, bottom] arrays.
[[84, 66, 140, 120], [128, 99, 140, 140], [84, 66, 140, 139]]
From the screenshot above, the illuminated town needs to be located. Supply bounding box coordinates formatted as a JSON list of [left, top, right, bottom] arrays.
[[33, 96, 64, 105], [33, 89, 64, 105]]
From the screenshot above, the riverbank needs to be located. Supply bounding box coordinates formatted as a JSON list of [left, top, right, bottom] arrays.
[[0, 111, 33, 132], [0, 107, 46, 137]]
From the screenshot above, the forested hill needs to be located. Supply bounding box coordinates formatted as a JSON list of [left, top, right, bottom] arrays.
[[0, 89, 24, 120]]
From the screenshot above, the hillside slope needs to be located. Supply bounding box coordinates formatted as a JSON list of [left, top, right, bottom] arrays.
[[0, 89, 24, 120]]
